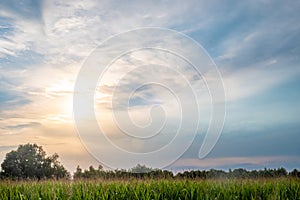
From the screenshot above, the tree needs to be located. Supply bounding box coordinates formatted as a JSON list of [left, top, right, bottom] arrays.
[[290, 169, 300, 178], [0, 143, 69, 180], [73, 165, 83, 179], [130, 164, 153, 173]]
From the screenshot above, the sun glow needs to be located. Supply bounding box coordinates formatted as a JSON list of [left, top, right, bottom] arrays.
[[44, 79, 74, 124]]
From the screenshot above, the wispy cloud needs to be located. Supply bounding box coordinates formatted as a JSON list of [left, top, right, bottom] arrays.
[[0, 145, 18, 152], [2, 122, 41, 130], [173, 156, 300, 170], [0, 0, 299, 171]]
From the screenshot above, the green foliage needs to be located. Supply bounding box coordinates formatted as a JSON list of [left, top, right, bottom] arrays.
[[0, 143, 69, 180], [0, 178, 299, 199], [290, 169, 300, 178], [176, 167, 291, 179], [130, 164, 153, 173], [73, 164, 297, 180], [73, 164, 173, 180]]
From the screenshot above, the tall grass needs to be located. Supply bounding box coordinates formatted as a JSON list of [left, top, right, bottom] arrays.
[[0, 178, 299, 200]]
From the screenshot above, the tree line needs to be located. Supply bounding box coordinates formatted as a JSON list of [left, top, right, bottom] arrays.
[[1, 144, 300, 180], [73, 164, 300, 180]]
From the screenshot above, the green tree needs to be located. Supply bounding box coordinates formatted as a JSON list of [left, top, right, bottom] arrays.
[[73, 165, 83, 179], [0, 143, 69, 180], [130, 164, 153, 173], [289, 169, 300, 177]]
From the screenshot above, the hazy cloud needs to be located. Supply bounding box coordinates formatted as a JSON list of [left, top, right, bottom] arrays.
[[0, 0, 299, 171]]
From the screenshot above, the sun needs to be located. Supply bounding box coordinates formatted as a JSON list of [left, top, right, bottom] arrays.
[[45, 79, 74, 124]]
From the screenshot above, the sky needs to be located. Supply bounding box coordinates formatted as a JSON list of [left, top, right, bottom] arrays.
[[0, 0, 300, 173]]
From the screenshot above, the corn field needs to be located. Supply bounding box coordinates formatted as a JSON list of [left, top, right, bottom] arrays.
[[0, 178, 299, 200]]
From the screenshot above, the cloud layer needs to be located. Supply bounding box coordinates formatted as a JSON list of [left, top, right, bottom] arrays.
[[0, 0, 299, 171]]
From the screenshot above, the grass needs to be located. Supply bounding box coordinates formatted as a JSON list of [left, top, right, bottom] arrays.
[[0, 178, 299, 200]]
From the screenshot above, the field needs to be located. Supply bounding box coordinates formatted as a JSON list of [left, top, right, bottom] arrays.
[[0, 178, 299, 200]]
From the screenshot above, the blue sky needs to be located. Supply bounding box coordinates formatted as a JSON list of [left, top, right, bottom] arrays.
[[0, 0, 300, 172]]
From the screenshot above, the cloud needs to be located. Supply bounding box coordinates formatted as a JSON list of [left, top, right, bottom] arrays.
[[0, 0, 299, 171], [0, 76, 31, 112], [0, 145, 18, 152], [2, 122, 41, 130], [0, 4, 44, 60], [222, 59, 300, 102], [215, 0, 300, 66], [180, 122, 300, 165], [172, 156, 300, 170], [0, 0, 43, 21]]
